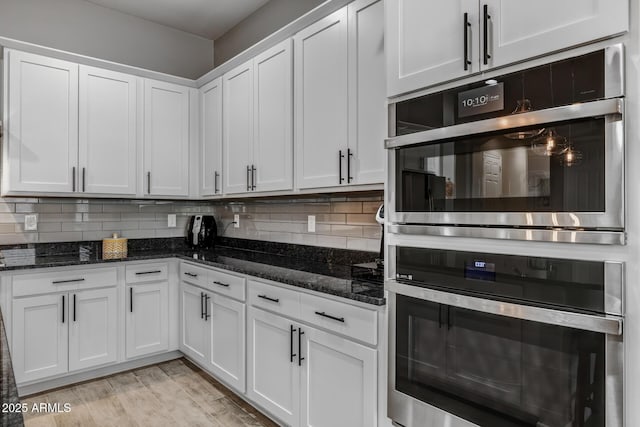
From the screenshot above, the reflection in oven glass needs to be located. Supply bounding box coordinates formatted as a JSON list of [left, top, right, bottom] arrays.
[[397, 295, 605, 427]]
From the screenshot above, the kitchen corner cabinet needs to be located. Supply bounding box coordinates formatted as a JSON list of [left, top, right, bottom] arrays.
[[180, 282, 209, 365], [295, 0, 385, 190], [386, 0, 629, 97], [79, 66, 138, 195], [4, 50, 79, 194], [199, 77, 223, 197], [223, 39, 293, 195], [143, 79, 190, 197], [125, 265, 170, 359]]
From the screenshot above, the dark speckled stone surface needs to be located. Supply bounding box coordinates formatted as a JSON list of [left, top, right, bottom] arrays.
[[0, 238, 385, 306], [0, 311, 23, 426]]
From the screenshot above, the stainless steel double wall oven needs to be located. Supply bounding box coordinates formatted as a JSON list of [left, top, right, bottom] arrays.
[[385, 45, 626, 427]]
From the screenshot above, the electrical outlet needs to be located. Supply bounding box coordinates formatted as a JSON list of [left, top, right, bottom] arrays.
[[167, 214, 176, 228], [24, 214, 38, 231], [234, 214, 240, 228], [307, 215, 316, 233]]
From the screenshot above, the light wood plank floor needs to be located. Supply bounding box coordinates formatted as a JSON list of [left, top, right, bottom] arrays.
[[21, 358, 279, 427]]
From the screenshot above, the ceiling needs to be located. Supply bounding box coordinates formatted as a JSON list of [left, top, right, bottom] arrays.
[[85, 0, 270, 40]]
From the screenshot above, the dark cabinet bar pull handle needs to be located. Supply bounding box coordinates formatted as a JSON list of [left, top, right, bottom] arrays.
[[130, 287, 133, 313], [72, 167, 76, 192], [52, 278, 85, 284], [184, 272, 198, 278], [73, 294, 77, 322], [463, 13, 472, 70], [298, 329, 305, 366], [62, 295, 65, 323], [258, 294, 279, 303], [147, 171, 151, 194], [204, 294, 211, 321], [338, 150, 345, 184], [214, 171, 219, 194], [200, 292, 204, 319], [135, 270, 162, 275], [290, 325, 297, 363], [347, 149, 353, 183], [483, 4, 491, 65], [315, 311, 345, 323], [247, 166, 251, 191], [213, 281, 230, 288], [251, 165, 256, 191], [82, 167, 86, 192]]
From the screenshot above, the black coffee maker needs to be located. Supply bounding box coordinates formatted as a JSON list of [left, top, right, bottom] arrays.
[[185, 215, 217, 249]]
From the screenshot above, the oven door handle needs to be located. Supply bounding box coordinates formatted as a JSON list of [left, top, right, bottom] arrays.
[[387, 279, 623, 335], [385, 98, 623, 149]]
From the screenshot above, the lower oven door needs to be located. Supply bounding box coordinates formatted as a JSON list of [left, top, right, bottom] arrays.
[[387, 283, 623, 427]]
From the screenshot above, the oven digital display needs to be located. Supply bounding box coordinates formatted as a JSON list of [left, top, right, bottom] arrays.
[[464, 260, 496, 281], [458, 82, 504, 117]]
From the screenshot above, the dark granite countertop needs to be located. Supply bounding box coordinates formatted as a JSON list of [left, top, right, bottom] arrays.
[[0, 238, 385, 306], [0, 311, 23, 426]]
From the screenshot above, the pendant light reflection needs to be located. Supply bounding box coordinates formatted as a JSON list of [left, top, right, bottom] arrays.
[[562, 146, 583, 167], [504, 99, 545, 140], [531, 128, 567, 157]]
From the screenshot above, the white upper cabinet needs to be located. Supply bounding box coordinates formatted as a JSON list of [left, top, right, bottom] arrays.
[[348, 0, 386, 185], [482, 0, 629, 70], [199, 77, 223, 197], [295, 9, 349, 190], [223, 61, 254, 195], [386, 0, 628, 96], [4, 50, 79, 194], [253, 40, 294, 193], [143, 79, 190, 197], [386, 0, 479, 97], [79, 66, 137, 195], [222, 38, 293, 195]]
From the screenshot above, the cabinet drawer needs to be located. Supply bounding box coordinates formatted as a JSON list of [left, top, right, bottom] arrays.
[[180, 263, 209, 287], [126, 263, 168, 283], [13, 267, 118, 297], [248, 280, 300, 319], [299, 293, 378, 345], [208, 269, 246, 302]]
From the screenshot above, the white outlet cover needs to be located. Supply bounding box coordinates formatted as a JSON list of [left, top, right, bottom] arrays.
[[25, 214, 38, 231], [308, 215, 316, 233], [234, 214, 240, 228], [167, 214, 177, 228]]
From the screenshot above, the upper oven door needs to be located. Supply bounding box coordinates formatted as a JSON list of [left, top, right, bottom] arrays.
[[385, 44, 625, 231]]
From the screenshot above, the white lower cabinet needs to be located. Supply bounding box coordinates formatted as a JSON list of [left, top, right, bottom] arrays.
[[180, 282, 209, 365], [126, 281, 169, 359], [12, 294, 68, 384], [247, 307, 300, 426], [12, 286, 118, 384], [208, 293, 246, 393], [247, 287, 378, 427]]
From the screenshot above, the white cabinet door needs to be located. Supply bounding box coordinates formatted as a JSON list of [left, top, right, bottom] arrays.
[[386, 0, 479, 97], [208, 293, 246, 393], [12, 294, 68, 383], [253, 39, 293, 192], [180, 283, 208, 365], [482, 0, 629, 70], [143, 79, 190, 197], [79, 66, 137, 195], [126, 281, 169, 359], [348, 0, 386, 185], [5, 50, 79, 193], [199, 78, 223, 197], [300, 326, 377, 427], [247, 308, 300, 426], [223, 61, 253, 194], [295, 9, 349, 189], [68, 287, 118, 372]]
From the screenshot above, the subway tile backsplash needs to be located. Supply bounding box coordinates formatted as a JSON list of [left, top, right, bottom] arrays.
[[0, 192, 383, 252]]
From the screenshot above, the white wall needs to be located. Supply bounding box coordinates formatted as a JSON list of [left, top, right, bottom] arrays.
[[0, 0, 214, 79], [214, 0, 325, 66]]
